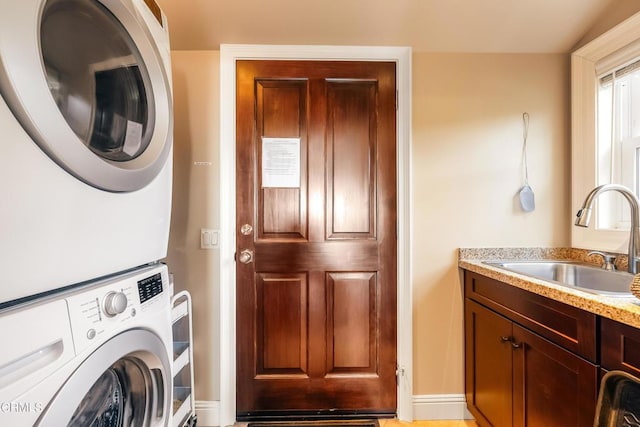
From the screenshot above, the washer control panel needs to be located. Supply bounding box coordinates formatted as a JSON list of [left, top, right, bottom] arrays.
[[137, 272, 163, 303], [65, 265, 168, 354]]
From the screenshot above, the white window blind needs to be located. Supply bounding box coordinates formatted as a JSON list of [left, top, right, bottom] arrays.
[[600, 58, 640, 86], [596, 53, 640, 230]]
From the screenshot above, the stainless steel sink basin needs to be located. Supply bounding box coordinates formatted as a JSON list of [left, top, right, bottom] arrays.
[[484, 261, 634, 297]]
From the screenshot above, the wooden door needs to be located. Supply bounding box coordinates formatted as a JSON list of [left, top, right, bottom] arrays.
[[465, 299, 513, 427], [512, 324, 598, 427], [235, 60, 397, 419]]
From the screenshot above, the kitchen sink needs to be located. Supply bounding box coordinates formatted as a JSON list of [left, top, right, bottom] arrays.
[[484, 261, 634, 297]]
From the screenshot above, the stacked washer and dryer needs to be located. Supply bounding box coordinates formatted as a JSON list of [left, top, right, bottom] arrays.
[[0, 0, 194, 426]]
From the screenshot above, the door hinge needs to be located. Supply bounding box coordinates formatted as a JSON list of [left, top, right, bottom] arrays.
[[396, 90, 399, 111], [396, 364, 405, 384]]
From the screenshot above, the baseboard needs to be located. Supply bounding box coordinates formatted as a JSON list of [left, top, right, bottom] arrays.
[[195, 400, 221, 427], [195, 396, 473, 426], [412, 394, 474, 421]]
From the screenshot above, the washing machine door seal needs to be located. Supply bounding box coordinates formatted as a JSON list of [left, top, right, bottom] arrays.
[[0, 0, 172, 192], [36, 329, 171, 426]]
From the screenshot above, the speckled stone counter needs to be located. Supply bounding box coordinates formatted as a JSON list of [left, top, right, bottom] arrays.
[[458, 247, 640, 329]]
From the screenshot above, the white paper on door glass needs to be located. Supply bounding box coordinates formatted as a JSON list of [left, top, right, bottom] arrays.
[[261, 137, 300, 188]]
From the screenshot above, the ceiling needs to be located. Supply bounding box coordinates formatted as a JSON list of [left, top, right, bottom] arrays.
[[155, 0, 628, 53]]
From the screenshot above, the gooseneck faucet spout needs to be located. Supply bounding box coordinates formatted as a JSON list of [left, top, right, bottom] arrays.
[[575, 184, 640, 274]]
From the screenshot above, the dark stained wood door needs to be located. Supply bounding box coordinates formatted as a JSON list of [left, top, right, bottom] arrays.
[[235, 60, 397, 419]]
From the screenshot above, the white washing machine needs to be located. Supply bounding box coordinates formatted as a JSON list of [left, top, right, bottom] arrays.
[[0, 0, 174, 305], [0, 263, 173, 426]]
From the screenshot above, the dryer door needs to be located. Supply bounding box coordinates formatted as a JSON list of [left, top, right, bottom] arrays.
[[36, 329, 171, 426], [0, 0, 172, 192]]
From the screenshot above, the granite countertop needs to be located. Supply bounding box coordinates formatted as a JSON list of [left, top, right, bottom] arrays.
[[458, 247, 640, 329]]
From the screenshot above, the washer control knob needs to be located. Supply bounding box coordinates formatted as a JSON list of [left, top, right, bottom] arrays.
[[103, 291, 128, 317]]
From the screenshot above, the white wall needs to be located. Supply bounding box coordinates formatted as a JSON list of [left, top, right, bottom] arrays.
[[411, 52, 571, 394], [167, 50, 221, 401]]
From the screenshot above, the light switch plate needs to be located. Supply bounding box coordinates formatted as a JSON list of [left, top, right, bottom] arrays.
[[200, 229, 219, 249]]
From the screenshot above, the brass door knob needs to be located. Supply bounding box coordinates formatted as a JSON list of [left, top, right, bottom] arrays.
[[238, 249, 254, 264]]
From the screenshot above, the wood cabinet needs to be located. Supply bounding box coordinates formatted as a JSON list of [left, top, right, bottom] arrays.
[[601, 317, 640, 376], [465, 299, 513, 427], [464, 271, 599, 427]]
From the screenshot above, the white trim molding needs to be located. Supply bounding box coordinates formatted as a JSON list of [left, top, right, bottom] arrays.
[[412, 395, 474, 421], [219, 44, 413, 426], [195, 400, 221, 427], [571, 12, 640, 253], [196, 396, 473, 427]]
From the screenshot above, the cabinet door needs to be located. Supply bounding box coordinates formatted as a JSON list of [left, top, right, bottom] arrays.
[[601, 317, 640, 375], [465, 299, 513, 427], [512, 324, 598, 427]]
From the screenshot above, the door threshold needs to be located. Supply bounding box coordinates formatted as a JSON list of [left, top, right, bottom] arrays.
[[238, 409, 395, 423], [244, 419, 383, 427]]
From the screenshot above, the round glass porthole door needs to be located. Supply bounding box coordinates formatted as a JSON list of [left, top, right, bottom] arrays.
[[0, 0, 172, 192], [68, 359, 149, 426], [41, 0, 155, 163], [36, 329, 170, 426]]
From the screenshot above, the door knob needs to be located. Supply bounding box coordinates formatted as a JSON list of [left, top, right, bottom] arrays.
[[238, 249, 254, 264]]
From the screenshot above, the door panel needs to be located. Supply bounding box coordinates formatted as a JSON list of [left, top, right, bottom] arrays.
[[327, 272, 377, 373], [256, 79, 308, 239], [236, 60, 397, 418], [257, 273, 308, 376], [326, 80, 377, 238]]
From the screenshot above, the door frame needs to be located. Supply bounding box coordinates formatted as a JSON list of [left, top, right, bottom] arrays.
[[219, 44, 412, 426]]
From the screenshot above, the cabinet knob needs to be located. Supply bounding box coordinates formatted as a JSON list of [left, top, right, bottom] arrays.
[[511, 341, 522, 349], [500, 336, 511, 343]]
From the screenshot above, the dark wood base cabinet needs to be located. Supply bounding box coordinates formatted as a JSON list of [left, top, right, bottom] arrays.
[[464, 271, 599, 427], [601, 317, 640, 375]]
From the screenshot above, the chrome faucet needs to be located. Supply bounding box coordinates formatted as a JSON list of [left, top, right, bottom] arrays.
[[575, 184, 640, 274]]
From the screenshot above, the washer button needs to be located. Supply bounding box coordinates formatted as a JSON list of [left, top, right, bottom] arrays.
[[87, 329, 96, 340]]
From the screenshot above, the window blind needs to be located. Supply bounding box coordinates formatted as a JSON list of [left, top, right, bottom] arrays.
[[600, 58, 640, 86]]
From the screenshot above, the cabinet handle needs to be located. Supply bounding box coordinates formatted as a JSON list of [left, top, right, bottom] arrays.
[[511, 341, 522, 349], [500, 336, 511, 343]]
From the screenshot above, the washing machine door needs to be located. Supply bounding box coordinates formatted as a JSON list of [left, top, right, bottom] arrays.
[[36, 329, 171, 426], [0, 0, 172, 192]]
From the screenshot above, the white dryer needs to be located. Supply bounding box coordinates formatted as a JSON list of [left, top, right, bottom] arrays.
[[0, 0, 173, 305], [0, 263, 173, 426]]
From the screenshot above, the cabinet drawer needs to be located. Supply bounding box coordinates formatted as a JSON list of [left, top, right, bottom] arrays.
[[601, 317, 640, 376], [465, 270, 597, 362]]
